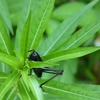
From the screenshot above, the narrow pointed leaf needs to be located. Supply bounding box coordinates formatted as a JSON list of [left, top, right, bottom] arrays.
[[20, 12, 31, 59], [0, 0, 13, 34], [0, 70, 20, 100], [0, 52, 20, 70], [59, 19, 100, 50], [28, 76, 44, 100], [37, 0, 99, 55], [42, 47, 100, 62], [3, 87, 17, 100], [0, 72, 8, 83], [0, 62, 11, 74], [42, 81, 100, 100], [28, 0, 55, 50], [21, 70, 30, 91], [14, 50, 24, 68], [44, 93, 65, 100], [18, 79, 35, 100], [15, 0, 31, 51], [0, 16, 14, 55], [27, 61, 58, 69], [72, 84, 100, 94]]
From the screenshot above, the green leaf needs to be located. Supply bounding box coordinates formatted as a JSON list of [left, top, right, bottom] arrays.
[[27, 61, 58, 69], [42, 47, 100, 62], [14, 95, 22, 100], [15, 0, 31, 51], [21, 70, 30, 91], [0, 62, 11, 74], [42, 80, 100, 100], [0, 15, 14, 55], [58, 19, 100, 50], [2, 87, 17, 100], [0, 52, 20, 70], [18, 79, 35, 100], [14, 50, 24, 68], [20, 12, 31, 60], [0, 72, 8, 83], [0, 70, 20, 100], [37, 0, 99, 55], [28, 0, 55, 50], [0, 0, 13, 34], [72, 84, 100, 94], [44, 93, 65, 100], [28, 76, 44, 100]]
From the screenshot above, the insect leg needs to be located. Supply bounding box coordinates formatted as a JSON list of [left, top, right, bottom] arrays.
[[40, 69, 63, 90], [40, 74, 59, 90], [41, 67, 63, 75]]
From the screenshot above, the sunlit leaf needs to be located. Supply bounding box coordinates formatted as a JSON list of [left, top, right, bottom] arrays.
[[42, 47, 100, 62], [18, 79, 35, 100], [0, 16, 14, 55], [0, 70, 20, 100], [21, 70, 30, 91], [0, 52, 20, 70], [14, 50, 24, 68], [27, 61, 58, 69], [28, 76, 44, 100], [0, 72, 8, 83], [42, 80, 100, 100], [20, 12, 31, 60], [2, 87, 17, 100], [28, 0, 55, 50]]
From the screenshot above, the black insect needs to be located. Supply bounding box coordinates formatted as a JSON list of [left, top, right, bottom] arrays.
[[28, 50, 63, 89]]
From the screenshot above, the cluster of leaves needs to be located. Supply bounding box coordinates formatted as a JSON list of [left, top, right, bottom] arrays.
[[0, 0, 100, 100]]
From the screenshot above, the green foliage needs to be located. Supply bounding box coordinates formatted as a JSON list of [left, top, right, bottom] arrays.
[[42, 80, 100, 100], [0, 0, 100, 100], [0, 52, 20, 70], [38, 0, 99, 55], [57, 19, 100, 50], [52, 1, 98, 26], [42, 47, 100, 62], [0, 15, 14, 55], [0, 70, 20, 100]]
